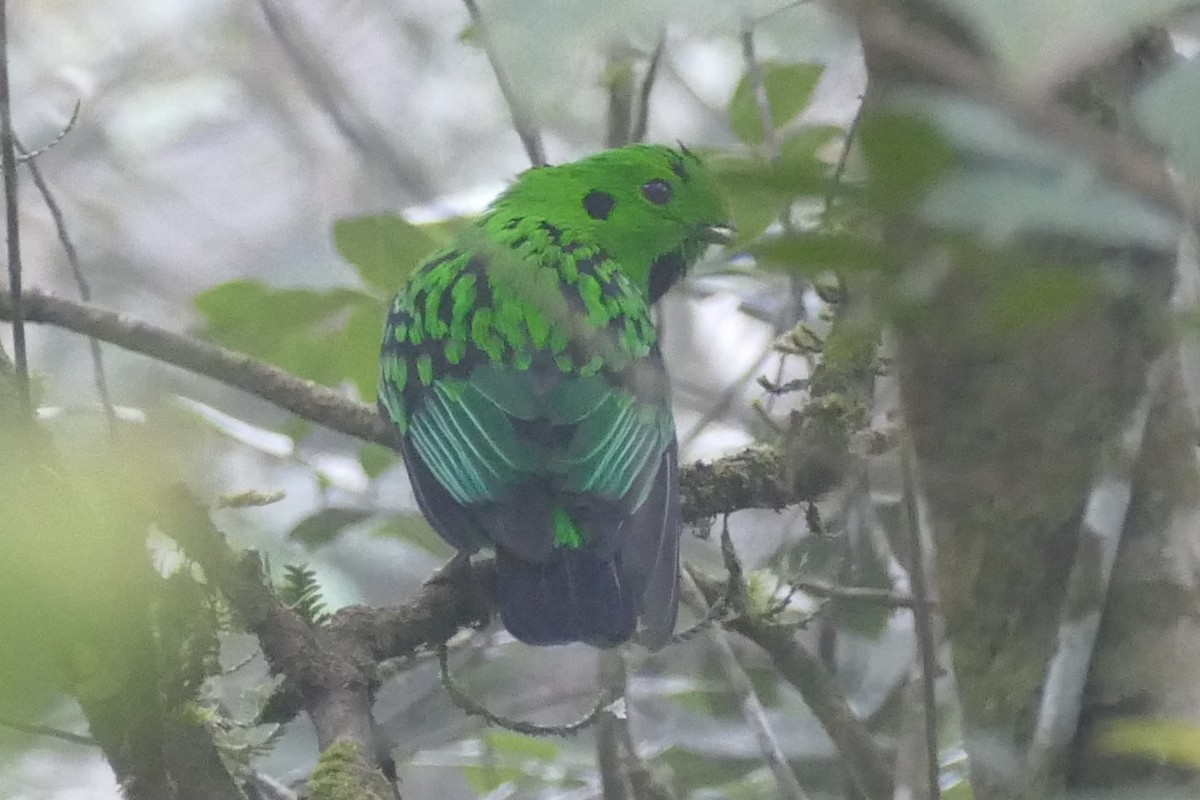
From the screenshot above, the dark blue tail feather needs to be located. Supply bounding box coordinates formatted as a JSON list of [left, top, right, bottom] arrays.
[[495, 548, 636, 647]]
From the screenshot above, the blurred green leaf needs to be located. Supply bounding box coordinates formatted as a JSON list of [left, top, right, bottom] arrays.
[[486, 730, 560, 761], [728, 62, 824, 146], [279, 416, 313, 444], [982, 261, 1098, 334], [1093, 717, 1200, 768], [288, 507, 373, 549], [461, 732, 563, 795], [359, 442, 397, 479], [859, 110, 954, 212], [332, 214, 439, 295], [751, 231, 888, 275], [373, 513, 448, 556], [195, 279, 385, 397], [710, 135, 837, 241], [0, 446, 175, 738]]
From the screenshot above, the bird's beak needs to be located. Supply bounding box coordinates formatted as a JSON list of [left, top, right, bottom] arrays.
[[697, 222, 737, 245]]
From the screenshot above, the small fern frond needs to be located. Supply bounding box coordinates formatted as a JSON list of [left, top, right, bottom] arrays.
[[278, 564, 331, 625]]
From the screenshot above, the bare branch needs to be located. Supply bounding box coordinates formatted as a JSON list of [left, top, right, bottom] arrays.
[[630, 37, 665, 145], [0, 287, 394, 443], [255, 0, 432, 199], [16, 132, 117, 430], [791, 579, 914, 608], [0, 4, 29, 416], [739, 19, 780, 162], [597, 650, 632, 800], [605, 51, 636, 149], [900, 444, 941, 800], [461, 0, 547, 166], [16, 100, 80, 162]]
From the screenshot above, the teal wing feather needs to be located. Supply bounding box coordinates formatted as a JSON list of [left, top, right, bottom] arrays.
[[402, 360, 673, 561]]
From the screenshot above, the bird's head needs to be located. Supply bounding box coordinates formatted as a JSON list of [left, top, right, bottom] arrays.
[[494, 143, 733, 303]]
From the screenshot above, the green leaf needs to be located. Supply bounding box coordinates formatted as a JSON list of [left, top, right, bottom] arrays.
[[288, 508, 373, 549], [981, 260, 1099, 334], [728, 62, 824, 146], [709, 138, 836, 241], [373, 513, 449, 556], [486, 730, 560, 761], [1094, 717, 1200, 768], [358, 442, 396, 479], [460, 732, 562, 795], [195, 279, 385, 397], [332, 214, 439, 295], [859, 110, 955, 212], [751, 231, 889, 275], [279, 417, 313, 444]]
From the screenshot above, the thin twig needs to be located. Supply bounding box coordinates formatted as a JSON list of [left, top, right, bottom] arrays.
[[822, 104, 862, 218], [461, 0, 546, 166], [437, 644, 614, 736], [605, 50, 636, 149], [0, 715, 96, 747], [689, 567, 894, 800], [597, 650, 632, 800], [1026, 356, 1168, 786], [0, 4, 29, 416], [630, 36, 665, 144], [255, 0, 432, 198], [792, 579, 914, 608], [680, 570, 810, 800], [16, 133, 117, 430], [751, 0, 814, 26], [16, 100, 80, 162], [900, 444, 941, 800], [739, 18, 780, 162]]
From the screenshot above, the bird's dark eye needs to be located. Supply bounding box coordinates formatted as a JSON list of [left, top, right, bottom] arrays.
[[640, 179, 673, 205], [583, 190, 616, 220]]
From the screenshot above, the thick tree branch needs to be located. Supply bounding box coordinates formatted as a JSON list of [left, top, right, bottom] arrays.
[[161, 488, 396, 799]]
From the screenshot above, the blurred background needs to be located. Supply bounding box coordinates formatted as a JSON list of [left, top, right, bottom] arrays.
[[0, 1, 901, 798]]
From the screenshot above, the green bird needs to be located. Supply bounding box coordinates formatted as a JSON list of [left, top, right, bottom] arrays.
[[378, 143, 731, 647]]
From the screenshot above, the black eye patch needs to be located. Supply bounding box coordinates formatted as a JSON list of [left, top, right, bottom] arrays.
[[641, 179, 673, 205], [583, 190, 616, 220], [670, 158, 689, 180]]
